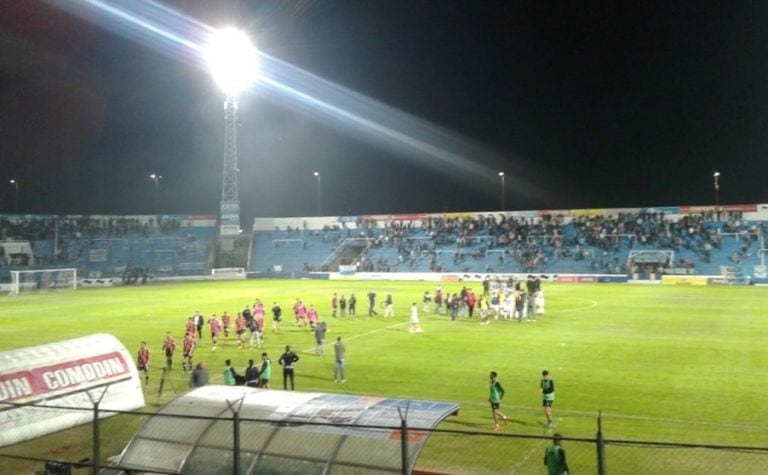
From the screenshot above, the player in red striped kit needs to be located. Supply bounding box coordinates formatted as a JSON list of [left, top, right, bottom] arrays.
[[137, 341, 150, 385]]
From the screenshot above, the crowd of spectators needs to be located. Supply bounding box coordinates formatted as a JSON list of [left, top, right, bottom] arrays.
[[0, 215, 193, 269], [289, 210, 765, 274], [1, 215, 182, 241]]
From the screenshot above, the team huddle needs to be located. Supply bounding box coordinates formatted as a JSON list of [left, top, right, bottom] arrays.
[[425, 275, 545, 324]]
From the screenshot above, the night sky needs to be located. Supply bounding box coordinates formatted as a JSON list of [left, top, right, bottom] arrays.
[[1, 1, 767, 220]]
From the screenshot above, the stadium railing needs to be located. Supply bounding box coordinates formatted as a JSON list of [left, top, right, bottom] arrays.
[[1, 400, 766, 475]]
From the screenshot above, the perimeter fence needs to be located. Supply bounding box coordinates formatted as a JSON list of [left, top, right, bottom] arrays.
[[1, 400, 767, 475]]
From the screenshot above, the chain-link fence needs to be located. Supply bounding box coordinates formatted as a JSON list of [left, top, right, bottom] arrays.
[[1, 400, 766, 474]]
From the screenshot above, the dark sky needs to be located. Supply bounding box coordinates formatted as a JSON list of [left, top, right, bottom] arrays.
[[1, 1, 767, 220]]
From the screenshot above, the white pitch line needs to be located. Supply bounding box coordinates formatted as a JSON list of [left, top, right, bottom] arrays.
[[459, 402, 768, 432], [548, 299, 598, 314], [510, 441, 547, 475], [301, 320, 409, 353]]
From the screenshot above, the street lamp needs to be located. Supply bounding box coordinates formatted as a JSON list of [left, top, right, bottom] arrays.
[[314, 171, 322, 216], [204, 27, 259, 235], [9, 179, 19, 213], [713, 171, 720, 216], [149, 174, 162, 214], [498, 172, 505, 211]]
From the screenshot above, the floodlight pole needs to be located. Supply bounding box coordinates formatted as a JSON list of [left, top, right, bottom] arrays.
[[219, 95, 242, 234], [314, 171, 322, 216], [149, 174, 162, 214], [206, 27, 257, 237], [9, 179, 19, 213], [713, 171, 720, 217], [498, 172, 505, 212]]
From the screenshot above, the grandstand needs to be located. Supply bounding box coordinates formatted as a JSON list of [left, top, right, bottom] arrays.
[[247, 205, 767, 284], [0, 215, 217, 285], [1, 204, 766, 287]]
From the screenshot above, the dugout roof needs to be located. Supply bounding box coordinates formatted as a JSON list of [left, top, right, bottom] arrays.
[[117, 386, 459, 474]]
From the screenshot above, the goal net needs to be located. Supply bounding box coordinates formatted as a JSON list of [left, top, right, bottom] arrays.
[[211, 267, 247, 280], [9, 268, 78, 296]]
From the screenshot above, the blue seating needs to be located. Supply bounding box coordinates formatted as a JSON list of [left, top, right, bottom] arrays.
[[249, 215, 764, 277]]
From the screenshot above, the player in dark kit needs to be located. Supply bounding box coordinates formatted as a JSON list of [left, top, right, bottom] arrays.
[[245, 359, 260, 388], [544, 433, 569, 475], [182, 332, 195, 373], [367, 291, 378, 316], [271, 302, 282, 333], [489, 371, 509, 431], [541, 370, 556, 428], [137, 341, 150, 385], [331, 293, 339, 318], [161, 332, 175, 371], [278, 345, 300, 390]]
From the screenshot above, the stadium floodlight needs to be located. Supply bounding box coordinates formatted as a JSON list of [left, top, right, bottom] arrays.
[[204, 27, 259, 97], [498, 172, 505, 212], [204, 27, 260, 237]]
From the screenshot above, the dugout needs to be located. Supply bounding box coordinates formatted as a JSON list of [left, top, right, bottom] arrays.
[[116, 386, 460, 474]]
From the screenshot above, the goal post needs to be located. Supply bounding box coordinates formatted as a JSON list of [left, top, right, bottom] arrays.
[[211, 267, 247, 280], [9, 268, 78, 296]]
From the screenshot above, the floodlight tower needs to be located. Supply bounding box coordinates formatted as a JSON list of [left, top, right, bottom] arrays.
[[498, 172, 505, 211], [9, 179, 19, 213], [313, 172, 322, 216], [149, 173, 162, 214], [713, 171, 720, 209], [205, 28, 259, 236]]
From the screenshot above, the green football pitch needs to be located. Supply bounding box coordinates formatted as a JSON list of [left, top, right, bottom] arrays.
[[1, 280, 767, 474]]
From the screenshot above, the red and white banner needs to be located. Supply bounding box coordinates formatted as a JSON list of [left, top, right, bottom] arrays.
[[0, 352, 131, 404], [0, 334, 145, 447]]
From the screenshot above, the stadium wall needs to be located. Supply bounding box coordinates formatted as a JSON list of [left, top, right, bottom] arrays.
[[325, 271, 630, 283]]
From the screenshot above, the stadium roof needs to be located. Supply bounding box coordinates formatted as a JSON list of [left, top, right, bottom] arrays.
[[117, 386, 460, 474]]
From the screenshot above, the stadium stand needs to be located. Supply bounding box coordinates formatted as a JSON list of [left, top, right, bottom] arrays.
[[0, 215, 216, 282], [248, 210, 765, 279], [1, 208, 764, 283]]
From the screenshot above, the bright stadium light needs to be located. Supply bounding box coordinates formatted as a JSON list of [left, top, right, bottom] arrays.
[[149, 174, 162, 214], [204, 27, 259, 97], [204, 27, 260, 238]]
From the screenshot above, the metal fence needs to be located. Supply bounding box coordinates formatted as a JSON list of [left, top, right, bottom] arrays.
[[1, 400, 767, 475]]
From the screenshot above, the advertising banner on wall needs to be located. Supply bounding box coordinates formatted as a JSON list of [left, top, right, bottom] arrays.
[[0, 334, 145, 447], [662, 275, 709, 285], [219, 200, 241, 236]]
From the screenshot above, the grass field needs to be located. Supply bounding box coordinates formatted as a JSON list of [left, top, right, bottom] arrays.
[[1, 280, 767, 474]]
